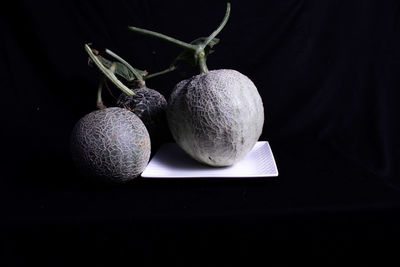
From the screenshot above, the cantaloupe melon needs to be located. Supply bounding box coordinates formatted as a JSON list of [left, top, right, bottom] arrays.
[[70, 107, 150, 182], [167, 69, 264, 166]]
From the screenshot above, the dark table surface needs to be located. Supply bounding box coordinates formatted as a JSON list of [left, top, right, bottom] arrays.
[[2, 137, 400, 266]]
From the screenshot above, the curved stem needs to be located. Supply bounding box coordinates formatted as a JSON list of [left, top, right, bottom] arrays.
[[128, 3, 231, 76], [128, 26, 197, 51], [96, 78, 107, 109], [85, 44, 135, 96], [144, 65, 177, 80], [201, 2, 231, 50], [105, 48, 144, 81]]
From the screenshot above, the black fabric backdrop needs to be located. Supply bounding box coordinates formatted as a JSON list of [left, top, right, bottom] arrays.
[[2, 0, 400, 266]]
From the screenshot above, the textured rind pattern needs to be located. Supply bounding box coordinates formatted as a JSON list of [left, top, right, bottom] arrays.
[[70, 107, 151, 182], [117, 88, 168, 144], [167, 69, 264, 166]]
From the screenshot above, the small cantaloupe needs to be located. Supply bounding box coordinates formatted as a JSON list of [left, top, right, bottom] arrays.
[[70, 107, 150, 182], [167, 69, 264, 166]]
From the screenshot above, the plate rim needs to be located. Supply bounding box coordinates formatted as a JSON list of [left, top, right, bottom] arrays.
[[141, 141, 279, 178]]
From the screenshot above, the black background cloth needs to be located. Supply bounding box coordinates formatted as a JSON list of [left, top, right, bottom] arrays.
[[2, 0, 400, 265]]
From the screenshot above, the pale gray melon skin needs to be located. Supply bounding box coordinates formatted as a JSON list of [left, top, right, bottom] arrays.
[[70, 107, 151, 182], [167, 69, 264, 166]]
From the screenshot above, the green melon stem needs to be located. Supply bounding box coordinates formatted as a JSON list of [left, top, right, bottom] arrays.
[[96, 77, 107, 109], [85, 44, 135, 96], [105, 48, 145, 82], [201, 2, 231, 50], [198, 52, 209, 73], [144, 65, 177, 80], [105, 48, 177, 83], [128, 26, 197, 51], [127, 2, 231, 74]]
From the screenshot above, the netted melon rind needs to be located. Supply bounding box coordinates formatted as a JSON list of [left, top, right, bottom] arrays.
[[116, 87, 168, 144], [167, 69, 264, 166], [70, 107, 151, 182]]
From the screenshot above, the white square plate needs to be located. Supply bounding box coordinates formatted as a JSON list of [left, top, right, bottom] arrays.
[[141, 141, 278, 178]]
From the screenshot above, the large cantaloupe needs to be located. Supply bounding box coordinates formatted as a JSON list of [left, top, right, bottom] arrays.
[[167, 69, 264, 166], [128, 3, 265, 166]]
